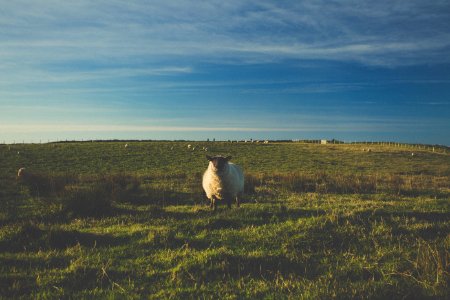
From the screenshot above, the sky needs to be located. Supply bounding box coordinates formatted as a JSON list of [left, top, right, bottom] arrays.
[[1, 0, 450, 145]]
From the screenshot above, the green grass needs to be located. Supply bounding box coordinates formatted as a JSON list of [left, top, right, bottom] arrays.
[[0, 141, 449, 299]]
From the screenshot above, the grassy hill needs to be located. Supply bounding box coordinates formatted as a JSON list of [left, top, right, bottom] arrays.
[[0, 141, 449, 298]]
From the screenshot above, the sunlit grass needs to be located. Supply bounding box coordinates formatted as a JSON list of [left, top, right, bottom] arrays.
[[0, 141, 449, 298]]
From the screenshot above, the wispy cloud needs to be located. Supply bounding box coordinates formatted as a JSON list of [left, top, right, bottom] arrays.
[[1, 1, 450, 91], [1, 1, 450, 67]]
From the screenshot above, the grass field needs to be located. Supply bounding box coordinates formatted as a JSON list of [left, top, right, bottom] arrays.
[[0, 141, 449, 299]]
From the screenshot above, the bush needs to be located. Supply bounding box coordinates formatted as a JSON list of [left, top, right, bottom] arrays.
[[107, 174, 141, 203], [61, 183, 112, 217], [18, 172, 74, 197]]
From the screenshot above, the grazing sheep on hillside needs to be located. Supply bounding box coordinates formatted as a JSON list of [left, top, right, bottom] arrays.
[[124, 143, 128, 148], [202, 155, 244, 210]]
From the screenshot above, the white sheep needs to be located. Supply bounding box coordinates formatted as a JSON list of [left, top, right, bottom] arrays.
[[17, 167, 26, 179], [187, 144, 192, 149], [202, 155, 244, 210], [124, 143, 128, 148]]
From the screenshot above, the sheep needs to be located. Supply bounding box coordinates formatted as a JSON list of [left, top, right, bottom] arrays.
[[202, 155, 244, 210], [187, 144, 192, 149], [124, 143, 128, 148], [17, 167, 26, 179]]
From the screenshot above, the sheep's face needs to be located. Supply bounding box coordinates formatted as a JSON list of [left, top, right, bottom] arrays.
[[207, 155, 231, 172]]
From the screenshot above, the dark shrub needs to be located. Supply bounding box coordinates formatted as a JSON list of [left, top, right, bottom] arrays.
[[18, 172, 74, 197], [61, 183, 111, 217], [107, 174, 141, 202]]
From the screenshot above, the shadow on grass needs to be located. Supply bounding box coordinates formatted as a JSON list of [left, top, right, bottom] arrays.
[[0, 274, 36, 299], [51, 267, 133, 294], [0, 223, 128, 252], [167, 207, 326, 230], [350, 209, 450, 224], [338, 209, 449, 241], [172, 252, 321, 285]]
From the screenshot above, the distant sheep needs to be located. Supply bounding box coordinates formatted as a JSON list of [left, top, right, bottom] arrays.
[[187, 144, 192, 149], [17, 167, 26, 178], [124, 143, 128, 148], [202, 155, 244, 210]]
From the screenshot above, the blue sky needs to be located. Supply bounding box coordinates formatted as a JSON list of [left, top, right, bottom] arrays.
[[1, 0, 450, 144]]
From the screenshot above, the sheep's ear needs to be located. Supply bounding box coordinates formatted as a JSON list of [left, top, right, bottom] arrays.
[[206, 155, 213, 161], [225, 156, 232, 161]]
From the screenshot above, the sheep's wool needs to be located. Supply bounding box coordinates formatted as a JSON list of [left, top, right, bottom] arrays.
[[203, 162, 244, 200]]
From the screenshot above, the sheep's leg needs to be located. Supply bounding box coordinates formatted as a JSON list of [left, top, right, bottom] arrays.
[[235, 194, 240, 208], [210, 196, 217, 211], [226, 196, 232, 209]]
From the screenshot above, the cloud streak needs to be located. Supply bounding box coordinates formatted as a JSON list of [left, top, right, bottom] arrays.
[[1, 0, 450, 67], [1, 1, 449, 91]]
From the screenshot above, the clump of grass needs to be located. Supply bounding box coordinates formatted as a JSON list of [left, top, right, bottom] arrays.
[[17, 171, 75, 198], [244, 173, 262, 195], [411, 239, 449, 294], [106, 174, 141, 203], [243, 172, 448, 196], [245, 172, 379, 195], [61, 183, 112, 217]]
